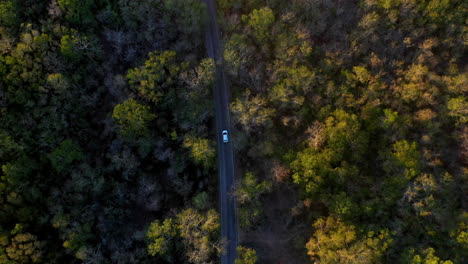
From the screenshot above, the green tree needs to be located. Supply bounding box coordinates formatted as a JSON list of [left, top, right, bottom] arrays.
[[0, 230, 8, 263], [127, 50, 182, 104], [327, 192, 359, 220], [353, 66, 371, 84], [451, 212, 468, 261], [403, 248, 454, 264], [183, 135, 215, 169], [60, 35, 80, 62], [0, 130, 21, 161], [5, 233, 44, 263], [231, 90, 275, 133], [192, 191, 210, 210], [306, 217, 384, 264], [382, 109, 400, 128], [194, 58, 215, 86], [2, 27, 52, 105], [378, 140, 422, 208], [235, 172, 272, 204], [235, 172, 272, 228], [1, 156, 37, 217], [398, 64, 438, 107], [0, 0, 17, 28], [173, 58, 215, 127], [164, 0, 207, 38], [235, 246, 257, 264], [1, 156, 36, 192], [242, 7, 275, 42], [61, 223, 94, 261], [48, 140, 84, 173], [224, 33, 250, 73], [447, 97, 467, 124], [177, 208, 220, 263], [146, 219, 178, 259], [291, 110, 367, 197], [147, 209, 221, 263], [384, 140, 421, 180], [112, 98, 155, 139], [45, 73, 70, 95], [58, 0, 95, 26], [270, 65, 316, 111]]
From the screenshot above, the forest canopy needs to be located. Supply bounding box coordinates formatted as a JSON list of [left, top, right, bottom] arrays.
[[0, 0, 466, 263], [219, 0, 467, 263], [0, 0, 217, 263]]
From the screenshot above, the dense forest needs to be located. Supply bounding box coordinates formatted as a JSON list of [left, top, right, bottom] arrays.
[[220, 0, 467, 263], [0, 0, 466, 264], [0, 0, 222, 263]]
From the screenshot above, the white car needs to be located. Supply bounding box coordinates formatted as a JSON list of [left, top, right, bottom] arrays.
[[222, 130, 229, 143]]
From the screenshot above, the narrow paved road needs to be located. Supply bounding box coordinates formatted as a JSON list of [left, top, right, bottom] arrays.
[[202, 0, 238, 263]]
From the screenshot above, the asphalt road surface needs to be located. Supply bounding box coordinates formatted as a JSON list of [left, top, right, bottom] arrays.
[[202, 0, 238, 263]]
